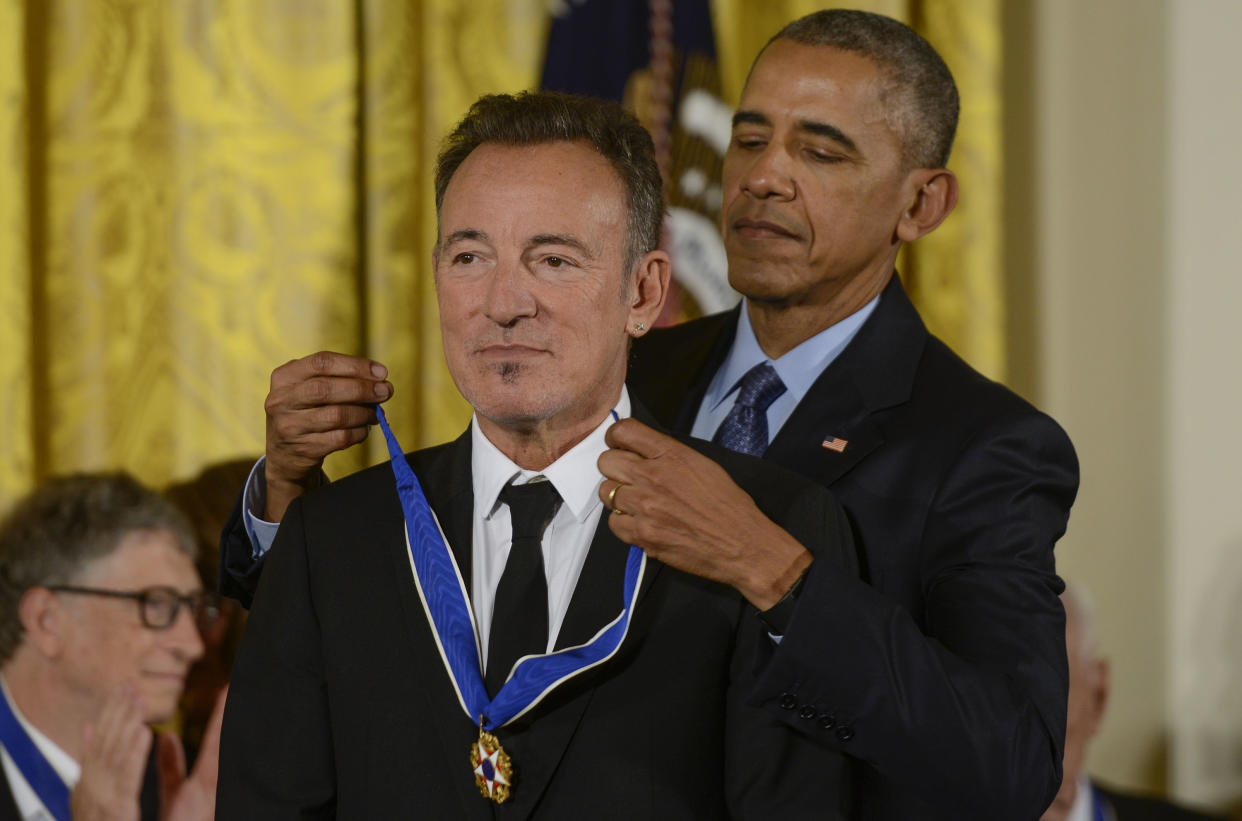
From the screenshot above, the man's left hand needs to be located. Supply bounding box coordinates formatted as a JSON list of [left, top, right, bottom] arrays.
[[158, 687, 227, 821], [597, 418, 812, 610]]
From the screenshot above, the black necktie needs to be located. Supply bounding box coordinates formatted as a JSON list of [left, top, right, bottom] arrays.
[[486, 479, 562, 697], [711, 361, 787, 457]]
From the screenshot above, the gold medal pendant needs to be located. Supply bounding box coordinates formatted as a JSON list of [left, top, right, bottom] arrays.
[[470, 726, 514, 803]]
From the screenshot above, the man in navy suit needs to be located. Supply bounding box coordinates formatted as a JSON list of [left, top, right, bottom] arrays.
[[618, 11, 1078, 818], [222, 11, 1079, 819]]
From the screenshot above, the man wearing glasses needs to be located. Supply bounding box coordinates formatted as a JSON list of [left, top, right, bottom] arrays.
[[0, 472, 225, 821]]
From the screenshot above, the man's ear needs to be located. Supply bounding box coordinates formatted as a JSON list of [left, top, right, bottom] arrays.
[[18, 587, 67, 659], [1085, 656, 1111, 739], [896, 168, 958, 243], [626, 249, 672, 337]]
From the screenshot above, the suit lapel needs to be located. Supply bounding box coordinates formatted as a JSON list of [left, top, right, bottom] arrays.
[[763, 276, 927, 489], [0, 764, 22, 821], [765, 374, 885, 488], [555, 523, 632, 650], [669, 310, 738, 434], [629, 308, 738, 434], [500, 520, 623, 820], [383, 420, 671, 821], [505, 403, 667, 821], [382, 431, 495, 821]]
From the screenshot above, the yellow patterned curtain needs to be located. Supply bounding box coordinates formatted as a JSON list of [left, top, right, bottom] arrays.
[[0, 0, 999, 511], [1, 0, 34, 506], [0, 0, 544, 510]]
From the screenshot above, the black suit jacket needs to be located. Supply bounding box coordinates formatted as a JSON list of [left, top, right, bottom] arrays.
[[627, 276, 1080, 820], [1094, 781, 1230, 821], [0, 767, 19, 821], [217, 421, 859, 819]]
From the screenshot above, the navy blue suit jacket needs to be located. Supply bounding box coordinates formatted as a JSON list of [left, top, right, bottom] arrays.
[[627, 276, 1079, 819]]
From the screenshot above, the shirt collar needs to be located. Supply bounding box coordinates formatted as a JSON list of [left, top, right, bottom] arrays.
[[705, 294, 880, 412], [471, 386, 631, 524], [1066, 772, 1094, 821], [0, 675, 80, 788]]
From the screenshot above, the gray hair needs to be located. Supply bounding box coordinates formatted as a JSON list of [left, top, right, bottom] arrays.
[[0, 472, 196, 664], [767, 9, 959, 169]]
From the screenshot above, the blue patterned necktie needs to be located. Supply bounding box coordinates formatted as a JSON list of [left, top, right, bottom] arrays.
[[711, 361, 787, 457]]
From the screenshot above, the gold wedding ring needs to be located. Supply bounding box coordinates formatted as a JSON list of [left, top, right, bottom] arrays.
[[607, 483, 626, 515]]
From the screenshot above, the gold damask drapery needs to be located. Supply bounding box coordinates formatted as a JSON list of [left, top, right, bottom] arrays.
[[0, 0, 1001, 511]]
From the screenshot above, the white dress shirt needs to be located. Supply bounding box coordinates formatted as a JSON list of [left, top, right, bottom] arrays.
[[470, 388, 629, 666], [0, 677, 80, 821], [690, 294, 879, 443], [1066, 772, 1094, 821], [241, 389, 630, 667]]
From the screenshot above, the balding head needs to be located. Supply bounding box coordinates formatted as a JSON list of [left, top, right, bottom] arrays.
[[1042, 583, 1110, 821]]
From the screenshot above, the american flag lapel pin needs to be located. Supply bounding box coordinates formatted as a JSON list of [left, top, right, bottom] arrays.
[[821, 436, 848, 453]]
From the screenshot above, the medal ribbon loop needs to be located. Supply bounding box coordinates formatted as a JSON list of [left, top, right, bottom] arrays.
[[377, 406, 645, 731]]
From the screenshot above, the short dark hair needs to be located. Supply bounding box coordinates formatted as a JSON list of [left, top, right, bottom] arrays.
[[0, 473, 196, 663], [434, 91, 665, 277], [769, 9, 959, 169]]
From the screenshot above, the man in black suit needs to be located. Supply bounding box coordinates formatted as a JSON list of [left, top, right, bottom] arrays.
[[221, 11, 1079, 819], [216, 92, 858, 818], [0, 473, 224, 821]]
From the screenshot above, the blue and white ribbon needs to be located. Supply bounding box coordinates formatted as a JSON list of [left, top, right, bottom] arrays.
[[0, 687, 70, 821], [377, 406, 645, 730]]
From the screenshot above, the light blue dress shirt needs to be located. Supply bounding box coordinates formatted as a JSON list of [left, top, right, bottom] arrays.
[[690, 295, 879, 444]]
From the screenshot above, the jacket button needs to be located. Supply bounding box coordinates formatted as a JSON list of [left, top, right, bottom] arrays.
[[778, 693, 797, 710], [798, 705, 816, 720], [835, 726, 855, 743], [819, 714, 836, 730]]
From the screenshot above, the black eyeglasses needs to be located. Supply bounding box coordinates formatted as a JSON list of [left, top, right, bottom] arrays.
[[45, 585, 223, 631]]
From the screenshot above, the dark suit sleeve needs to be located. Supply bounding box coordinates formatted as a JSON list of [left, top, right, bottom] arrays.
[[218, 467, 333, 609], [717, 459, 858, 819], [749, 410, 1078, 818], [217, 496, 337, 818], [216, 490, 267, 609]]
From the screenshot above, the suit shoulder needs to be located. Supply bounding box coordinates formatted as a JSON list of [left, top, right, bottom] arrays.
[[915, 334, 1071, 443], [304, 439, 462, 514]]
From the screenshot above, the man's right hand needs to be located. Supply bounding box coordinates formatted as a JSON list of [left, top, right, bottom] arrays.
[[71, 684, 150, 821], [264, 351, 392, 522]]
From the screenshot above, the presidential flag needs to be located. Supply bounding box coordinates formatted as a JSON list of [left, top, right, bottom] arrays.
[[541, 0, 737, 322]]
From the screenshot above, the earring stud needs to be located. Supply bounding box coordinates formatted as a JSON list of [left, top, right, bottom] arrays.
[[633, 322, 646, 333]]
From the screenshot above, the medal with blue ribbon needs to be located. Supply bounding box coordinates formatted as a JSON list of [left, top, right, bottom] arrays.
[[376, 405, 645, 804], [0, 687, 71, 821]]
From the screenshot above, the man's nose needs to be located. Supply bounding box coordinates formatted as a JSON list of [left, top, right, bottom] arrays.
[[166, 604, 206, 663], [482, 259, 538, 326], [739, 144, 796, 200]]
